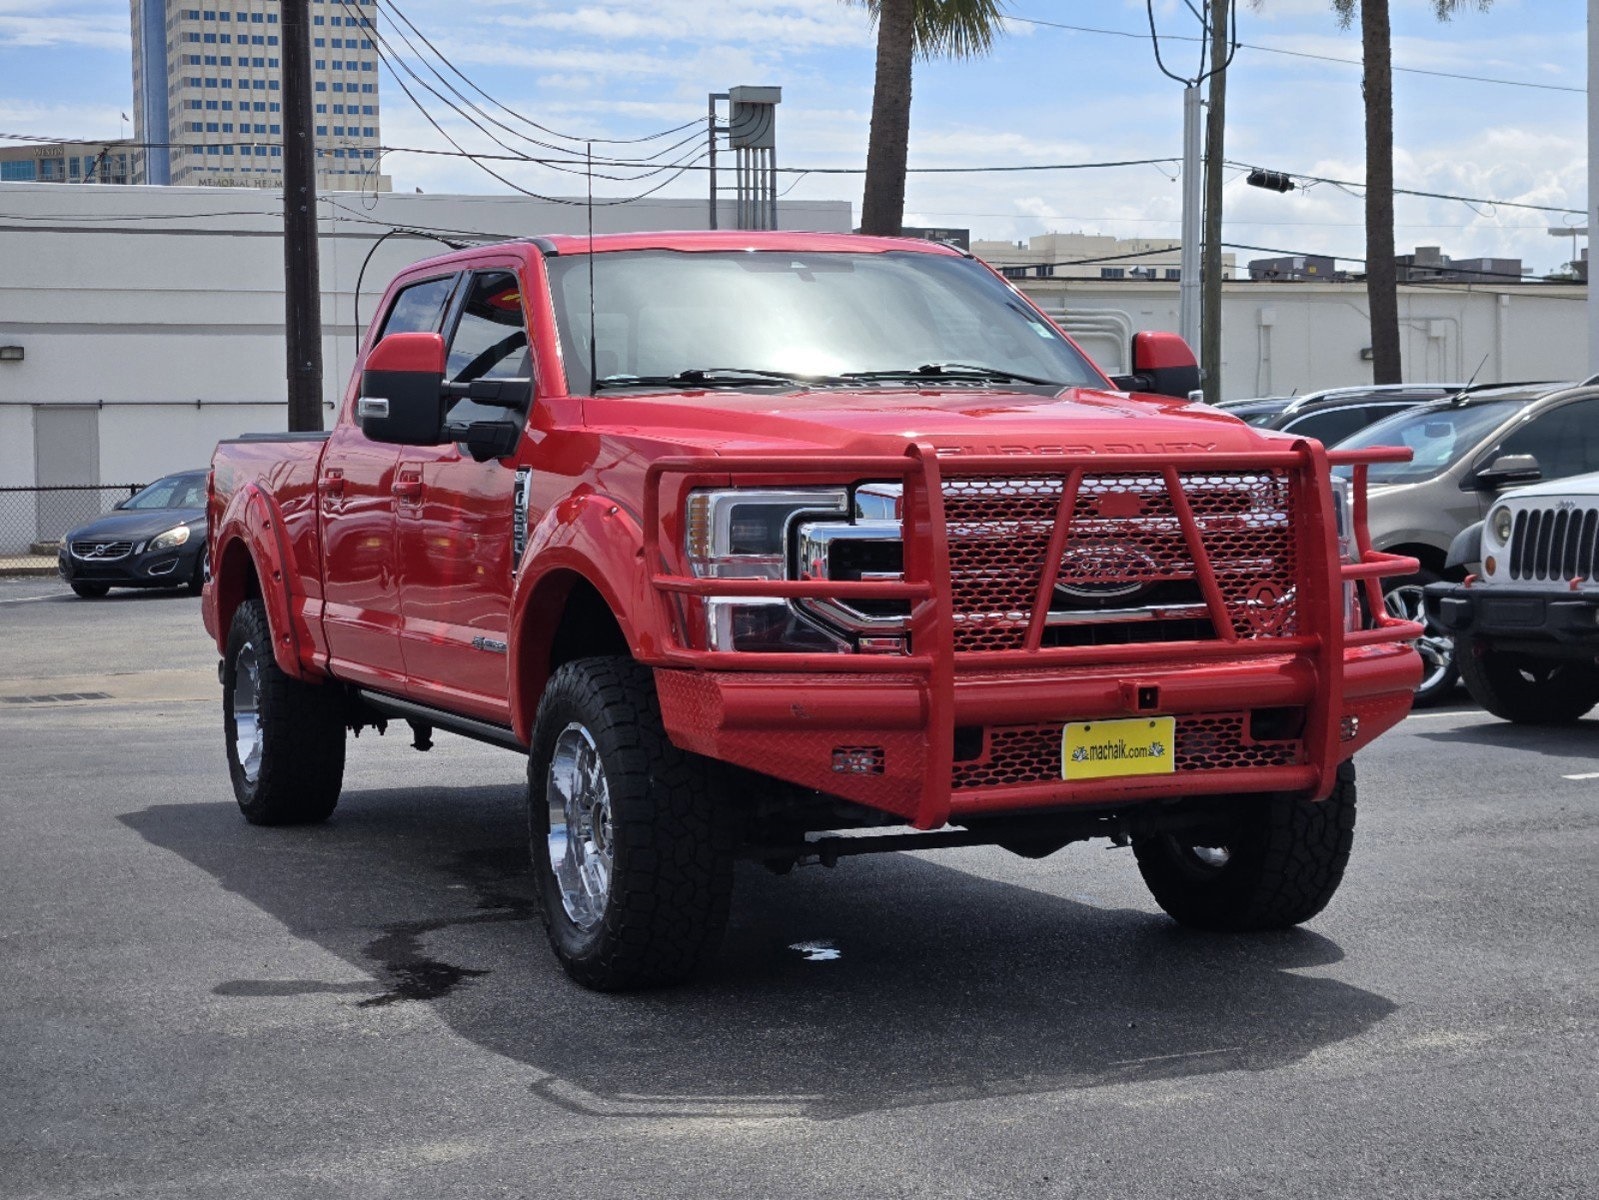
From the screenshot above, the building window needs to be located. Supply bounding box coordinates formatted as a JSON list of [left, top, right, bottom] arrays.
[[362, 127, 375, 137], [205, 121, 219, 132], [314, 82, 325, 91], [1100, 268, 1125, 280], [269, 124, 280, 133], [315, 103, 326, 113], [1164, 268, 1181, 281]]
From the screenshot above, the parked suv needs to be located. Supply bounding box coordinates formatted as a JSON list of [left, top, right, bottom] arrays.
[[1223, 383, 1463, 444], [1335, 381, 1599, 703], [1425, 471, 1599, 723]]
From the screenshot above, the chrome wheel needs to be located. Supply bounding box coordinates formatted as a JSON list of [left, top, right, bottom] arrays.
[[231, 639, 263, 785], [1188, 845, 1231, 869], [1384, 583, 1454, 694], [546, 722, 614, 932]]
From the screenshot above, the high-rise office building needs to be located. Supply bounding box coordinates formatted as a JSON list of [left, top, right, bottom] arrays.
[[130, 1, 387, 190]]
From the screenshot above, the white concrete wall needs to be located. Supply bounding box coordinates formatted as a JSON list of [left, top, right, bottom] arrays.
[[0, 182, 854, 495], [1020, 279, 1588, 398]]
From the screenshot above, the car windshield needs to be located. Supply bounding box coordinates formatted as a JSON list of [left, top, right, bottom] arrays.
[[124, 474, 206, 510], [545, 249, 1106, 394], [1334, 399, 1526, 484]]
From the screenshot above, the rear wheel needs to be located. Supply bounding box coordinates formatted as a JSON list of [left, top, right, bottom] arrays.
[[1457, 638, 1599, 725], [70, 582, 109, 599], [1133, 761, 1357, 930], [528, 657, 735, 991], [222, 598, 345, 825], [1383, 570, 1457, 706]]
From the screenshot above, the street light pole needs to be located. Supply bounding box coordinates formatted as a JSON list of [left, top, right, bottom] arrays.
[[281, 0, 323, 432], [1589, 0, 1598, 372]]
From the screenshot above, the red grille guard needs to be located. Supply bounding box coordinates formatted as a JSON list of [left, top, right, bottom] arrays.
[[641, 441, 1421, 829]]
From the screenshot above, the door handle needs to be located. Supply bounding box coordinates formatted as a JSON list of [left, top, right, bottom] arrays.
[[322, 469, 345, 507], [393, 474, 423, 503]]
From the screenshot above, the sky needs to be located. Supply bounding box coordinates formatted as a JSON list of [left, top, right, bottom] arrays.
[[0, 0, 1587, 274]]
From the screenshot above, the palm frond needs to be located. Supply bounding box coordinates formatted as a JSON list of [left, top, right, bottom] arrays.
[[852, 0, 1010, 61]]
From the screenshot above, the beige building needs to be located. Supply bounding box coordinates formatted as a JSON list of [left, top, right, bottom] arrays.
[[973, 232, 1235, 282], [0, 140, 137, 184], [130, 0, 387, 190]]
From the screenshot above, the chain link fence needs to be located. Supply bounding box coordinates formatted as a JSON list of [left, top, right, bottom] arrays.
[[0, 485, 146, 571]]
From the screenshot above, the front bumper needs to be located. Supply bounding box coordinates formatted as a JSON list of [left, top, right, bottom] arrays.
[[656, 645, 1419, 824], [1425, 581, 1599, 646], [57, 540, 200, 588]]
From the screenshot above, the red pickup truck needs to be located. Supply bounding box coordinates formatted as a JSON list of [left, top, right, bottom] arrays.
[[204, 231, 1421, 990]]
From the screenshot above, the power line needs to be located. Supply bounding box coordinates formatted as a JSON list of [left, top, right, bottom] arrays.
[[1227, 160, 1585, 216], [1005, 12, 1583, 95]]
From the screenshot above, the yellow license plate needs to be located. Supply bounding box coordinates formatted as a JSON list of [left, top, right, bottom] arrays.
[[1062, 717, 1176, 781]]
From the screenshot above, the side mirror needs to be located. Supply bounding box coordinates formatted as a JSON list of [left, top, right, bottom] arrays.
[[1473, 453, 1542, 488], [358, 332, 448, 445], [1108, 331, 1201, 400]]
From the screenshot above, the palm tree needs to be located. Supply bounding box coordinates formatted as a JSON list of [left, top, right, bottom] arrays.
[[857, 0, 1008, 236], [1329, 1, 1491, 382]]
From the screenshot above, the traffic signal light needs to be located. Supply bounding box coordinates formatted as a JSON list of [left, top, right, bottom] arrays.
[[1247, 169, 1296, 193]]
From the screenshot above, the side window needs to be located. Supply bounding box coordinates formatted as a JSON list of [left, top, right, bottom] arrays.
[[376, 275, 455, 342], [445, 271, 531, 386], [1282, 407, 1371, 446], [1498, 399, 1599, 481]]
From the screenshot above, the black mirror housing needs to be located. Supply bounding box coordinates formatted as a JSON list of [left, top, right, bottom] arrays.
[[359, 332, 450, 446]]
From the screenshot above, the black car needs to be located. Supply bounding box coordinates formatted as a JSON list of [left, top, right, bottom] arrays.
[[57, 471, 209, 599]]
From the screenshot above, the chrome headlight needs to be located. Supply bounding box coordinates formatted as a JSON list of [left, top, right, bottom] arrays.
[[683, 488, 850, 652], [148, 525, 191, 552], [1488, 505, 1513, 545]]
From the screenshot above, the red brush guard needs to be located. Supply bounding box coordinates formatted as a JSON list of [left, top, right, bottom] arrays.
[[643, 443, 1421, 830]]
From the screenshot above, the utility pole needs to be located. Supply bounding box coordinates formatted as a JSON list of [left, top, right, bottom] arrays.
[[1178, 85, 1202, 351], [281, 0, 323, 432], [1200, 0, 1230, 406]]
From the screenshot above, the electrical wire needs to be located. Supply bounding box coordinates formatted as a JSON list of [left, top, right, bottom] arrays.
[[1006, 12, 1583, 94], [1226, 160, 1585, 216]]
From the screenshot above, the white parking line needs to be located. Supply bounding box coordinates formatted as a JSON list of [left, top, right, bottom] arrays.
[[0, 593, 61, 605], [1561, 772, 1599, 781]]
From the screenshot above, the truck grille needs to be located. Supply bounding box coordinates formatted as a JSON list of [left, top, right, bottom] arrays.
[[942, 472, 1299, 652], [952, 712, 1302, 791], [1508, 507, 1599, 582]]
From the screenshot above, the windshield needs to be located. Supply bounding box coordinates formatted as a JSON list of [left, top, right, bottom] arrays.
[[1335, 399, 1525, 484], [124, 474, 206, 510], [545, 249, 1106, 394]]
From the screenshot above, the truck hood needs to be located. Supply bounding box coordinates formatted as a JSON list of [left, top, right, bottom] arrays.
[[584, 385, 1268, 458]]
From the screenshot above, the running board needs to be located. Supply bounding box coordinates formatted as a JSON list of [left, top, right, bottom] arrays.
[[353, 689, 527, 753]]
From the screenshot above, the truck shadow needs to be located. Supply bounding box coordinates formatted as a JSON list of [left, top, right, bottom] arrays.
[[1415, 716, 1598, 758], [121, 787, 1395, 1120]]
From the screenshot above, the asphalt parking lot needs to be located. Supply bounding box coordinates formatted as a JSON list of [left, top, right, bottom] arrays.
[[1, 576, 1594, 1199]]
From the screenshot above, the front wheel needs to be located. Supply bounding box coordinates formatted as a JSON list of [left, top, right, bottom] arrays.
[[1133, 761, 1357, 930], [186, 545, 208, 596], [70, 581, 109, 599], [1457, 638, 1599, 725], [222, 598, 345, 825], [528, 657, 735, 991], [1384, 570, 1457, 706]]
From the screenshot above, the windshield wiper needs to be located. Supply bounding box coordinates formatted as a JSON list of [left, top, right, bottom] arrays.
[[592, 367, 807, 391], [838, 363, 1064, 388]]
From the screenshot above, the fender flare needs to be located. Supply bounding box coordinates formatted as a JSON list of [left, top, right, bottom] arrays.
[[212, 482, 306, 679], [507, 492, 665, 742]]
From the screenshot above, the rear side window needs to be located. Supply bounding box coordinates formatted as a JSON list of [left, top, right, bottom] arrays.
[[1282, 406, 1376, 446], [377, 275, 456, 342]]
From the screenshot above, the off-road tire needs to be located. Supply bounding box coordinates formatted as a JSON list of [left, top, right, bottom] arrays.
[[528, 657, 735, 991], [1457, 637, 1599, 725], [1133, 760, 1357, 930], [222, 598, 345, 825], [70, 582, 109, 599]]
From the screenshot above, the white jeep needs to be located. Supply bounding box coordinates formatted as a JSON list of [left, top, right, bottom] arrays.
[[1426, 472, 1599, 724]]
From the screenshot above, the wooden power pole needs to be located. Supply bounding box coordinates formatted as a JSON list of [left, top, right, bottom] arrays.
[[281, 0, 323, 431]]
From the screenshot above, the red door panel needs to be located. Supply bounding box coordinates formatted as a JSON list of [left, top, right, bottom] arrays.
[[318, 424, 406, 689]]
